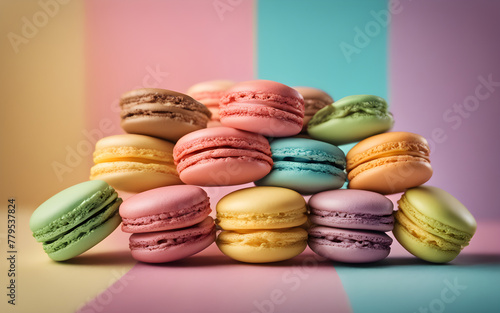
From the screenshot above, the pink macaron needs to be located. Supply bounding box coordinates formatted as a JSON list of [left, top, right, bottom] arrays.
[[119, 185, 211, 233], [129, 216, 216, 263], [173, 126, 273, 186], [219, 80, 305, 137]]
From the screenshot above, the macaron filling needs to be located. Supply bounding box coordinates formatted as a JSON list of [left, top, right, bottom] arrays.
[[121, 198, 211, 228], [42, 199, 122, 254], [310, 209, 394, 226], [397, 195, 472, 247], [308, 230, 392, 250], [130, 230, 214, 251], [32, 186, 118, 242], [308, 98, 389, 126], [220, 91, 305, 116]]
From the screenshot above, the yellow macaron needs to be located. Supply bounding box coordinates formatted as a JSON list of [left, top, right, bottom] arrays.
[[216, 186, 308, 263], [90, 134, 182, 193]]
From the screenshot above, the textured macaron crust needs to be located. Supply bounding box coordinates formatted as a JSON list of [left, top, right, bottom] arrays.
[[120, 88, 212, 142], [90, 134, 182, 193], [308, 189, 394, 232], [216, 228, 308, 263], [308, 226, 392, 263], [219, 80, 305, 137], [346, 132, 433, 194], [129, 216, 216, 263], [187, 80, 235, 122], [216, 186, 307, 230], [393, 186, 477, 263], [254, 138, 346, 194], [119, 185, 211, 233], [293, 87, 333, 133], [308, 95, 394, 145], [30, 180, 122, 261], [173, 127, 273, 186]]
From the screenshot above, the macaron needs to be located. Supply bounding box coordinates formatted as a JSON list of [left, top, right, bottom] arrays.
[[308, 226, 393, 263], [216, 186, 308, 263], [346, 131, 433, 194], [173, 126, 273, 186], [308, 189, 394, 232], [120, 88, 212, 142], [90, 134, 182, 193], [293, 87, 333, 133], [219, 80, 305, 137], [129, 216, 216, 263], [119, 185, 211, 233], [308, 95, 394, 145], [30, 180, 122, 261], [187, 79, 235, 126], [393, 186, 477, 263], [254, 138, 346, 194]]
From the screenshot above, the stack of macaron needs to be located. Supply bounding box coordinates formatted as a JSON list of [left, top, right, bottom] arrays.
[[30, 77, 477, 265]]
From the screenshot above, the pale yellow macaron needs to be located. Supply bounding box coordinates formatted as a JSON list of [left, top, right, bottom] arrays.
[[90, 134, 182, 193], [216, 186, 308, 263], [217, 228, 308, 263]]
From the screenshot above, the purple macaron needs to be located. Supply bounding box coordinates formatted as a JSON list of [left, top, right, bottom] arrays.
[[308, 226, 393, 263], [307, 189, 394, 263], [308, 189, 394, 231]]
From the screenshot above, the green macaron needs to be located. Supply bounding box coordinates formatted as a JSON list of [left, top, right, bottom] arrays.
[[393, 186, 477, 263], [30, 180, 122, 261], [307, 94, 394, 145]]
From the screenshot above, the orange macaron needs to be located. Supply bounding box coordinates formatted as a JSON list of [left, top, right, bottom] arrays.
[[346, 132, 433, 194]]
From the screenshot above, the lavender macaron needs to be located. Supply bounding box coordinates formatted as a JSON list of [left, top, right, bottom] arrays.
[[307, 189, 394, 263], [308, 189, 394, 231]]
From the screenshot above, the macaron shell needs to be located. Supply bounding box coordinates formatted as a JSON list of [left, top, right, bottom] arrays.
[[174, 127, 273, 186], [347, 155, 433, 194], [307, 95, 393, 145], [30, 181, 118, 241], [220, 105, 303, 137], [121, 117, 206, 143], [255, 137, 346, 194], [346, 131, 431, 171], [308, 189, 394, 231], [308, 226, 392, 263], [392, 219, 459, 263], [46, 204, 122, 261], [30, 180, 114, 232], [120, 185, 211, 233], [216, 228, 308, 263], [219, 80, 305, 137], [90, 162, 182, 193], [400, 186, 477, 236], [129, 217, 216, 263], [179, 155, 272, 186], [120, 88, 211, 142], [254, 161, 346, 194], [216, 186, 307, 230]]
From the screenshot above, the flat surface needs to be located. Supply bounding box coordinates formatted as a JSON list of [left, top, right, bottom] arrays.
[[3, 189, 498, 313]]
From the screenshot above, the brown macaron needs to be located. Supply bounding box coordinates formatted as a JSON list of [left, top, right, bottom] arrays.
[[120, 88, 212, 142], [293, 87, 333, 133]]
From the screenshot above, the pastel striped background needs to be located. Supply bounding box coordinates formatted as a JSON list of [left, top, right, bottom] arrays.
[[1, 1, 500, 312]]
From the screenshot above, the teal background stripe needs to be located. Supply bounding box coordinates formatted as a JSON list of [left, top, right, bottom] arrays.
[[256, 0, 389, 155], [335, 261, 500, 313]]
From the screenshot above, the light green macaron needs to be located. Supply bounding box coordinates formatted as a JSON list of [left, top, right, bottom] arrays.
[[30, 180, 122, 261], [307, 94, 394, 145], [393, 186, 477, 263]]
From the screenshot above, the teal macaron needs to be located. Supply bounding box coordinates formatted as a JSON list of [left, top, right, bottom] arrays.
[[254, 138, 346, 194], [307, 95, 394, 145], [30, 180, 122, 261]]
